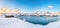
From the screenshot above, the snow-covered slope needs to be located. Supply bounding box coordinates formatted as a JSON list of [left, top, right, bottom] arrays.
[[0, 17, 60, 28]]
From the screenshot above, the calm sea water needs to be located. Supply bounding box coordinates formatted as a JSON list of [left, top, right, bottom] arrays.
[[19, 15, 60, 25]]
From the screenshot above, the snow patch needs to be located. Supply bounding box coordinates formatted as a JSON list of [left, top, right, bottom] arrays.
[[0, 17, 60, 28]]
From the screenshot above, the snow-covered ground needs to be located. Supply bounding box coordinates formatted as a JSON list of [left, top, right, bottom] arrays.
[[0, 17, 60, 28]]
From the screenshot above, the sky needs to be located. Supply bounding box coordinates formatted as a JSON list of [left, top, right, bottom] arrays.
[[0, 0, 60, 13]]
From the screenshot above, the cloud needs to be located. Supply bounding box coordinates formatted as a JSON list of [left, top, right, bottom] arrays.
[[48, 6, 54, 9]]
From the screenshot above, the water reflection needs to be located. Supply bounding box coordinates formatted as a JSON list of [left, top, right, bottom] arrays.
[[19, 15, 60, 25]]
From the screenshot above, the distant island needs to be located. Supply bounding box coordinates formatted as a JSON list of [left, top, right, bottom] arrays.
[[0, 8, 60, 25], [0, 8, 60, 17]]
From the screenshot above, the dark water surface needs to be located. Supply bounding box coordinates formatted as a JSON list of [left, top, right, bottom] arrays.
[[19, 15, 60, 25]]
